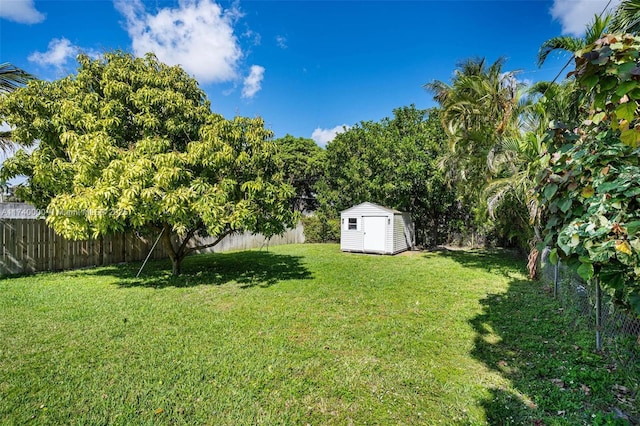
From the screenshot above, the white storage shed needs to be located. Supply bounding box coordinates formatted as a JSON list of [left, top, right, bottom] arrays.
[[340, 202, 415, 255]]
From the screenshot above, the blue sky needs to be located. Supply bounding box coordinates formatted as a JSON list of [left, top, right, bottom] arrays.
[[0, 0, 620, 146]]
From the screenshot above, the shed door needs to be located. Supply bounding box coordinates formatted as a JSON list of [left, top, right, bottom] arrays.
[[363, 216, 386, 252]]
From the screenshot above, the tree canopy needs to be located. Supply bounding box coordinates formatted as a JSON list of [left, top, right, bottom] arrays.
[[316, 105, 463, 246], [0, 51, 297, 275], [273, 134, 324, 213]]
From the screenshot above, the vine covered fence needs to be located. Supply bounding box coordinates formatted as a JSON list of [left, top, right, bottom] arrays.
[[539, 247, 640, 366]]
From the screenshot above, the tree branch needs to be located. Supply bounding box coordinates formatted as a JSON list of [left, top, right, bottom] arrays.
[[184, 229, 234, 255], [177, 228, 196, 258]]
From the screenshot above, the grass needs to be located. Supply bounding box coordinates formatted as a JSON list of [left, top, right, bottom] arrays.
[[0, 244, 637, 425]]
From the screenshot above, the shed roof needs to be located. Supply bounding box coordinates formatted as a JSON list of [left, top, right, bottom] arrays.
[[340, 201, 404, 215]]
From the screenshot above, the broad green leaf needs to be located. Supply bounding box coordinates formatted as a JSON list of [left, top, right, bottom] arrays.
[[544, 183, 558, 200], [615, 102, 637, 123], [549, 248, 559, 265], [600, 265, 626, 290], [624, 187, 640, 197], [557, 197, 572, 213], [615, 61, 636, 77], [615, 80, 638, 97], [600, 75, 618, 91], [626, 220, 640, 235], [581, 186, 595, 198], [620, 128, 640, 147], [629, 293, 640, 317], [592, 55, 609, 66], [598, 181, 623, 193], [578, 256, 592, 264], [628, 87, 640, 100], [583, 75, 599, 90], [592, 111, 607, 124], [577, 262, 594, 281], [594, 91, 607, 110]]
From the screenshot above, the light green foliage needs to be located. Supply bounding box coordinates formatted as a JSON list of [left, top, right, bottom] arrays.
[[317, 106, 462, 246], [0, 52, 296, 275], [537, 34, 640, 315], [300, 214, 340, 243]]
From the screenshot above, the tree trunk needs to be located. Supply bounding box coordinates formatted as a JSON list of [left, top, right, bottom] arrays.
[[171, 256, 181, 276], [161, 225, 184, 276], [527, 225, 543, 280], [158, 223, 227, 276]]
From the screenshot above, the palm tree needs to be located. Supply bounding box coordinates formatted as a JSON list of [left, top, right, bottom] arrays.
[[537, 14, 611, 66], [610, 0, 640, 34], [424, 57, 525, 204], [0, 63, 35, 152], [484, 80, 587, 277], [0, 63, 34, 94], [426, 58, 585, 275]]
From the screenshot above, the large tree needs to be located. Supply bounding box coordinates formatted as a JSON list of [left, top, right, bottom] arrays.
[[424, 57, 525, 226], [273, 134, 324, 212], [0, 52, 297, 275], [317, 105, 462, 246]]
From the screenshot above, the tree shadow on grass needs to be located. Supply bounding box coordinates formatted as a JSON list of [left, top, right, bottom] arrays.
[[430, 249, 638, 423], [425, 247, 526, 279], [80, 250, 313, 289], [469, 278, 639, 424]]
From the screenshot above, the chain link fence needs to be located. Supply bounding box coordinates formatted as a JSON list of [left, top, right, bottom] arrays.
[[539, 247, 640, 366]]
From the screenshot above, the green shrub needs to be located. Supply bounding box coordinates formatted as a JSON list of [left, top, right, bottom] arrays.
[[302, 215, 340, 243]]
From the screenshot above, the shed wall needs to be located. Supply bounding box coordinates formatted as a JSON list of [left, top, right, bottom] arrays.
[[392, 212, 414, 253], [341, 203, 394, 253]]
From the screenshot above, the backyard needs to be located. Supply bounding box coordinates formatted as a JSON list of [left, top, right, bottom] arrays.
[[0, 244, 637, 425]]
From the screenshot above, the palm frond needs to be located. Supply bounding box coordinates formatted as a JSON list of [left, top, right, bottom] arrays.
[[0, 63, 35, 94], [610, 0, 640, 34], [585, 13, 612, 44], [537, 36, 585, 67], [424, 80, 451, 104]]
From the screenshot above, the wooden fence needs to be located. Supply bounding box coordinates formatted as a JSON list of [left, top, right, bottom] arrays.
[[0, 219, 305, 276]]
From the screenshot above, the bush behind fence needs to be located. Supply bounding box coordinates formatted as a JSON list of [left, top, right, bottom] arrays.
[[0, 219, 305, 276], [539, 247, 640, 366]]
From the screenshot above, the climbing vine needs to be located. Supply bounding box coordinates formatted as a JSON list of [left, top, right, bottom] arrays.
[[536, 34, 640, 316]]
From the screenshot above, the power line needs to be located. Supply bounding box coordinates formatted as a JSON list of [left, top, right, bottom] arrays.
[[541, 0, 616, 95]]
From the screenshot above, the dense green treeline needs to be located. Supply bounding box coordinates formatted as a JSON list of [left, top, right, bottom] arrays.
[[2, 1, 640, 313]]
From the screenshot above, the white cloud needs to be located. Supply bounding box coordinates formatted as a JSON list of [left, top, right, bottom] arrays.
[[114, 0, 243, 84], [311, 125, 349, 147], [241, 65, 264, 99], [550, 0, 620, 36], [243, 29, 261, 46], [28, 38, 77, 70], [276, 35, 287, 49], [0, 0, 45, 24]]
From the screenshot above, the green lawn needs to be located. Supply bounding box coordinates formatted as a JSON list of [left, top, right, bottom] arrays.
[[0, 244, 637, 425]]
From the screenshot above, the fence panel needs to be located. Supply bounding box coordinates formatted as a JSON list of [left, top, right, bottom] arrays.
[[0, 219, 305, 276], [539, 247, 639, 366]]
